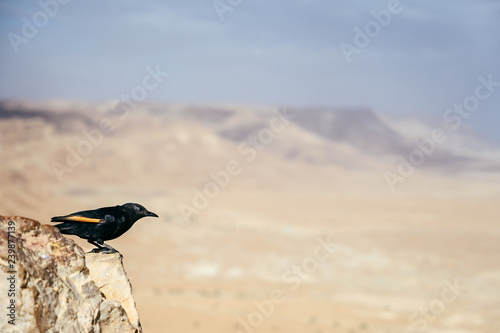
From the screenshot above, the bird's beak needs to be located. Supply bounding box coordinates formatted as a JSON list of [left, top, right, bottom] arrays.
[[145, 211, 159, 218]]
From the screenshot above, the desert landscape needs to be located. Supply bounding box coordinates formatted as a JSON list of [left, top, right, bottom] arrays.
[[1, 99, 500, 332]]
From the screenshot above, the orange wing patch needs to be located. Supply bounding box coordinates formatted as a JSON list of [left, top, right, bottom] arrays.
[[64, 216, 103, 223]]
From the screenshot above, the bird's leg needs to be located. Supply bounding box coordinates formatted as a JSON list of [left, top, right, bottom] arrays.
[[88, 240, 118, 254], [88, 240, 106, 253]]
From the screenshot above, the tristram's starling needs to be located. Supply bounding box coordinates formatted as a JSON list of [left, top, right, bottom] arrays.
[[51, 203, 158, 253]]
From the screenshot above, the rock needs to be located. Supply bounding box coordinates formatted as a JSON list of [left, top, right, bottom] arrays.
[[0, 216, 142, 333], [85, 252, 142, 331]]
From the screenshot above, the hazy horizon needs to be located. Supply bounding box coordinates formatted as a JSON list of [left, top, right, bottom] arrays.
[[1, 0, 499, 141]]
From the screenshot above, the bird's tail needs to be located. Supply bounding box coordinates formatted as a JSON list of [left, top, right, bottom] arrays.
[[53, 222, 78, 235]]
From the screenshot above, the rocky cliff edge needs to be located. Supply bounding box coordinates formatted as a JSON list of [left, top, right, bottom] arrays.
[[0, 216, 142, 333]]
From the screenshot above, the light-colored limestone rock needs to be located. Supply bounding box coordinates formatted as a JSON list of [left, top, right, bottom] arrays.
[[0, 216, 142, 333]]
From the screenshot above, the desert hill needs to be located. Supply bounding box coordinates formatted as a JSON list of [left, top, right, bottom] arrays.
[[1, 99, 499, 332]]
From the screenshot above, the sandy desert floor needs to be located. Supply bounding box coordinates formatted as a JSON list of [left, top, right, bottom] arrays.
[[122, 191, 500, 333]]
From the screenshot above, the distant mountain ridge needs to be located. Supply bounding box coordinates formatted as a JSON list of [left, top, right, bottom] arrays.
[[290, 107, 408, 155], [1, 99, 499, 173]]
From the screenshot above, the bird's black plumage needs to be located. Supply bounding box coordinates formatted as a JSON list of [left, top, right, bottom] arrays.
[[51, 203, 158, 253]]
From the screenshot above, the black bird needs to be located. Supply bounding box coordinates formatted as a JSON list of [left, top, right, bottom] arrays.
[[51, 203, 158, 253]]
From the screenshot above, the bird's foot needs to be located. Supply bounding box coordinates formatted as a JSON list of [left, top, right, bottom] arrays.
[[87, 248, 112, 254], [87, 245, 119, 254]]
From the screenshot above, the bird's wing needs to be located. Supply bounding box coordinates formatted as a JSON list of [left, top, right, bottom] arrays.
[[51, 205, 124, 223], [51, 215, 104, 223]]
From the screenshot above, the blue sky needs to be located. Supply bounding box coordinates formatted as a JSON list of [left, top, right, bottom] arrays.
[[1, 0, 499, 140]]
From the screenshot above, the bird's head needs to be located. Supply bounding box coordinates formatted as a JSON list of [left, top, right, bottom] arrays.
[[123, 203, 159, 219]]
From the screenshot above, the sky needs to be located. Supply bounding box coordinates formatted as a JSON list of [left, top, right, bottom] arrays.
[[1, 0, 499, 140]]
